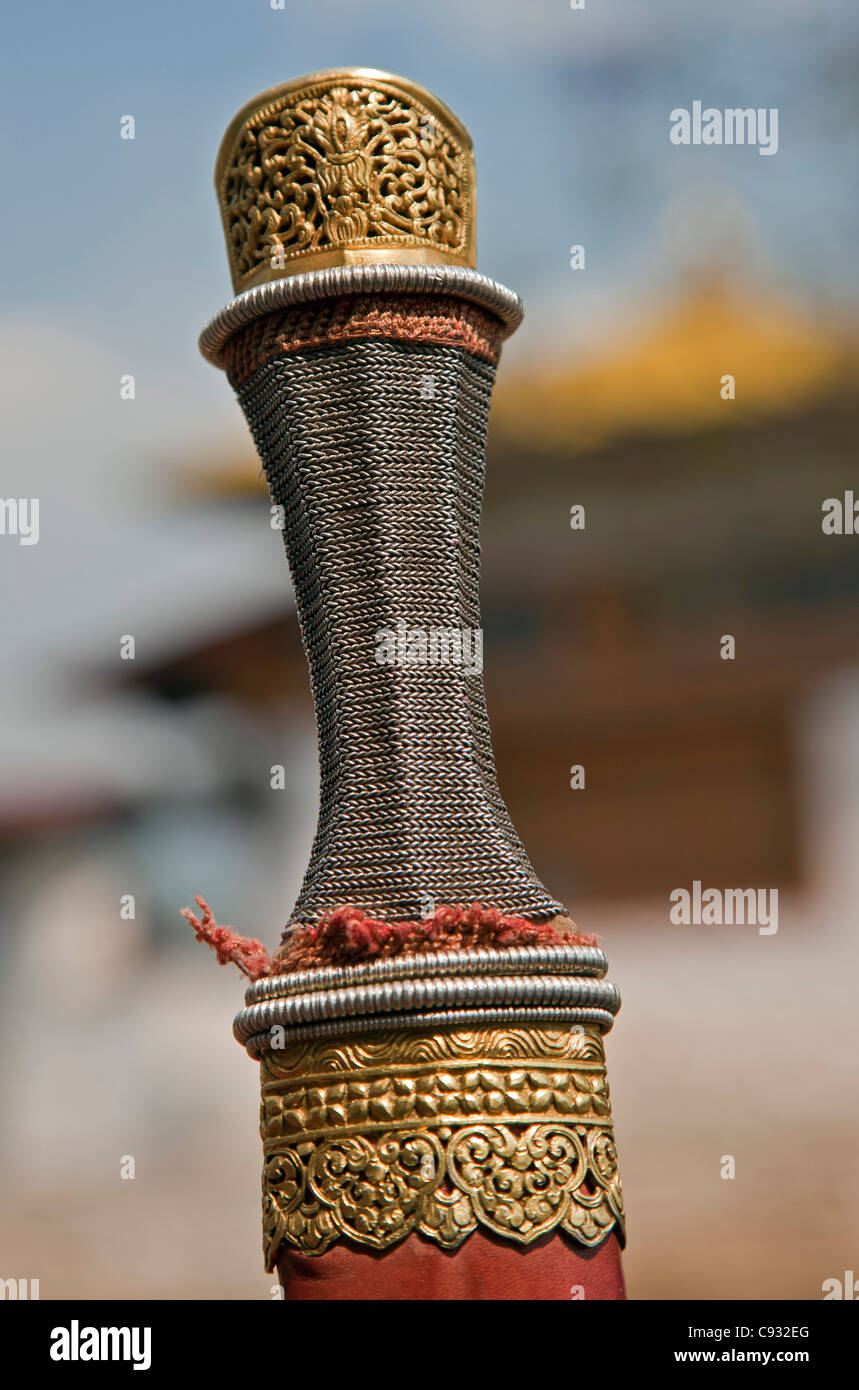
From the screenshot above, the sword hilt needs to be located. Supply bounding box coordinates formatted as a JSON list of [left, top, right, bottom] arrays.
[[198, 69, 625, 1291]]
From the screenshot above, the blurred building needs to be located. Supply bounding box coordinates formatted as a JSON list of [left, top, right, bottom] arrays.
[[486, 276, 859, 904], [2, 274, 857, 1301], [65, 274, 858, 920]]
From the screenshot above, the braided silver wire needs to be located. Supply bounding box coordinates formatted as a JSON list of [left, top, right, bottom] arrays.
[[244, 943, 609, 1005], [199, 264, 524, 365], [234, 974, 620, 1043], [238, 334, 565, 925], [243, 1006, 617, 1056]]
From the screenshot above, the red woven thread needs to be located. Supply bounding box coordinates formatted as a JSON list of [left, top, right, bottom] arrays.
[[221, 293, 505, 386], [180, 895, 271, 980], [182, 898, 595, 977], [276, 904, 596, 973]]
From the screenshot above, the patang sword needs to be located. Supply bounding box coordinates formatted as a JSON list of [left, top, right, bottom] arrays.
[[189, 67, 626, 1301]]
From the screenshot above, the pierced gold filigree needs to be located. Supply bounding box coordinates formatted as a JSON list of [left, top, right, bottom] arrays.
[[260, 1024, 624, 1266], [216, 68, 476, 292]]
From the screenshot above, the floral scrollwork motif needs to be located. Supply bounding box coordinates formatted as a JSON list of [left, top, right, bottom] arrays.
[[262, 1123, 624, 1266], [307, 1130, 445, 1250], [218, 75, 474, 290], [447, 1124, 586, 1242], [262, 1147, 336, 1257]]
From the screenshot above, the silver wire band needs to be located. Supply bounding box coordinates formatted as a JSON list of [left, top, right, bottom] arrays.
[[234, 974, 620, 1043], [199, 264, 524, 364], [238, 338, 564, 923], [244, 1005, 617, 1056], [245, 943, 609, 1006]]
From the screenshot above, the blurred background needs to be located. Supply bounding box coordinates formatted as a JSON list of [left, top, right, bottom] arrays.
[[1, 0, 857, 1299]]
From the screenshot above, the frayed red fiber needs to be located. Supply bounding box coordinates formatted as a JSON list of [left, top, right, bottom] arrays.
[[180, 895, 271, 980], [276, 903, 596, 972]]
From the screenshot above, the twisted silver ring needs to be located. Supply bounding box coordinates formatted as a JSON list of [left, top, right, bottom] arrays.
[[234, 974, 620, 1044], [245, 942, 609, 1006], [243, 1005, 616, 1056]]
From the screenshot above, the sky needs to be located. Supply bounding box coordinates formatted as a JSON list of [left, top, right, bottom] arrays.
[[3, 4, 857, 333], [1, 0, 856, 497], [0, 0, 856, 779]]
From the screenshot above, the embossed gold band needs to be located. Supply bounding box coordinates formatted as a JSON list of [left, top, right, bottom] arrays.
[[260, 1023, 624, 1267]]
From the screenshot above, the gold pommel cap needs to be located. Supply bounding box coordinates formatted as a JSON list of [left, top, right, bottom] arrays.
[[216, 68, 477, 294]]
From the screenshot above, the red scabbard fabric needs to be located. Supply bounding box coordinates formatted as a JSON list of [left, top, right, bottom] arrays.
[[277, 1230, 625, 1301]]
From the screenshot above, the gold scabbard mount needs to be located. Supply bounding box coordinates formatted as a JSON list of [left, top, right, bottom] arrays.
[[216, 68, 476, 294], [260, 1024, 624, 1266]]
